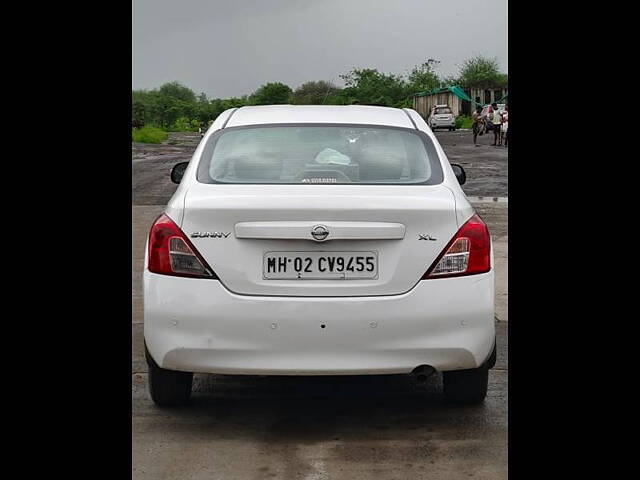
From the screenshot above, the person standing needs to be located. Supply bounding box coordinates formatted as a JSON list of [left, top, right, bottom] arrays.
[[501, 105, 509, 147], [472, 106, 484, 146], [491, 102, 502, 146]]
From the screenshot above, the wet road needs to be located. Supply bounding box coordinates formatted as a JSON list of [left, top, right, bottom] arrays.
[[132, 129, 508, 206], [434, 130, 508, 197], [133, 365, 507, 480], [132, 130, 508, 479]]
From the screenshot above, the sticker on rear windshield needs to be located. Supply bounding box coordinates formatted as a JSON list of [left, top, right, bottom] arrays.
[[301, 178, 338, 183]]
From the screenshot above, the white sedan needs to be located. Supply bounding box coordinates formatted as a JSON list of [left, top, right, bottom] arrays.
[[144, 105, 495, 405]]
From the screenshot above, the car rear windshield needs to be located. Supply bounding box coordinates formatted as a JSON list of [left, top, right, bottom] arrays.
[[197, 124, 443, 185], [434, 107, 452, 114]]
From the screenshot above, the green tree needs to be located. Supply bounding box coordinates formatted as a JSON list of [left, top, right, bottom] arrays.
[[292, 81, 341, 104], [208, 96, 249, 120], [158, 81, 197, 103], [172, 117, 198, 132], [220, 96, 248, 110], [495, 72, 508, 89], [339, 68, 408, 107], [406, 59, 441, 93], [457, 55, 507, 88], [132, 83, 199, 128], [131, 57, 508, 131], [248, 82, 292, 105], [439, 74, 460, 87], [132, 100, 146, 129], [132, 89, 163, 126]]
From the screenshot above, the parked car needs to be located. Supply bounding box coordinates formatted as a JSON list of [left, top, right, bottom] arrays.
[[428, 104, 456, 131], [144, 105, 496, 406]]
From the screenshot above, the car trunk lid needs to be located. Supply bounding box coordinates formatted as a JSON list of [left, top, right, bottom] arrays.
[[181, 183, 458, 297]]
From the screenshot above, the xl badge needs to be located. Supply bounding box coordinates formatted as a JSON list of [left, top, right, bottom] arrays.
[[418, 234, 437, 241]]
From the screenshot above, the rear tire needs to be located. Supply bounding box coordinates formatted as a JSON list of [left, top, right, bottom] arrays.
[[145, 344, 193, 406], [443, 367, 489, 404]]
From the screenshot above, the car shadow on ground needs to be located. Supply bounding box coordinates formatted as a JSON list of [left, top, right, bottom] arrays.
[[134, 371, 506, 443]]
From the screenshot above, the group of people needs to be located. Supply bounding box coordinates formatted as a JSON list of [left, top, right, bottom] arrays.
[[472, 103, 508, 147]]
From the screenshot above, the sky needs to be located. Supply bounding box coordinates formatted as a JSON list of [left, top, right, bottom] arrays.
[[132, 0, 507, 98]]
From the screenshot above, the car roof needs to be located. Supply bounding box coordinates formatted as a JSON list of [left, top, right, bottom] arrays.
[[225, 105, 415, 129]]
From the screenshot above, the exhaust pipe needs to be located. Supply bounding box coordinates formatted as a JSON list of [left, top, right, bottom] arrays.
[[411, 365, 435, 383]]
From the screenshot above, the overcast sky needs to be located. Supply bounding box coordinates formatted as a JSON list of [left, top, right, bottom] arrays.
[[132, 0, 507, 98]]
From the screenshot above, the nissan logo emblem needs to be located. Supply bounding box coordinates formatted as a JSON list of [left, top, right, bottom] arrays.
[[311, 225, 329, 241]]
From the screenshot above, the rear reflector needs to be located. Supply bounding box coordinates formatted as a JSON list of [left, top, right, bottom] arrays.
[[423, 214, 491, 279], [148, 214, 216, 279]]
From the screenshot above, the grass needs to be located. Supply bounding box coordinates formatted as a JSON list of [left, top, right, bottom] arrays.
[[132, 126, 168, 144], [455, 115, 473, 129]]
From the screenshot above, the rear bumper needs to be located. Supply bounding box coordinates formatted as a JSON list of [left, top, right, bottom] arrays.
[[430, 120, 456, 128], [143, 271, 495, 375]]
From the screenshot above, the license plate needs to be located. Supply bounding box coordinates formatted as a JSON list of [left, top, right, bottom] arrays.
[[263, 251, 378, 280]]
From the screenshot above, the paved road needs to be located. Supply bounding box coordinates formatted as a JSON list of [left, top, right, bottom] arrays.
[[132, 129, 508, 205], [433, 130, 508, 198], [132, 203, 508, 480]]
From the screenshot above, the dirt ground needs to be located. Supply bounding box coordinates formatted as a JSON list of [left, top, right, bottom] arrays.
[[132, 129, 508, 205]]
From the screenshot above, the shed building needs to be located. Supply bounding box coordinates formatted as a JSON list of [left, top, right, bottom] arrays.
[[413, 86, 507, 119]]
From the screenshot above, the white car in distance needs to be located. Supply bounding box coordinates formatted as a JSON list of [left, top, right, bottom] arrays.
[[144, 105, 495, 406], [428, 104, 456, 131]]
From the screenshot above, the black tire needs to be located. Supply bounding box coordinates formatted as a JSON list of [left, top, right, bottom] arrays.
[[443, 367, 489, 404], [145, 344, 193, 406]]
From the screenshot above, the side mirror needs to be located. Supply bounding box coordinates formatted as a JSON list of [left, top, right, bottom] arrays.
[[451, 163, 466, 185], [171, 162, 189, 184]]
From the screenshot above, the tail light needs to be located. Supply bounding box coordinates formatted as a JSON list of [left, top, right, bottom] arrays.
[[148, 214, 216, 279], [422, 214, 491, 279]]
